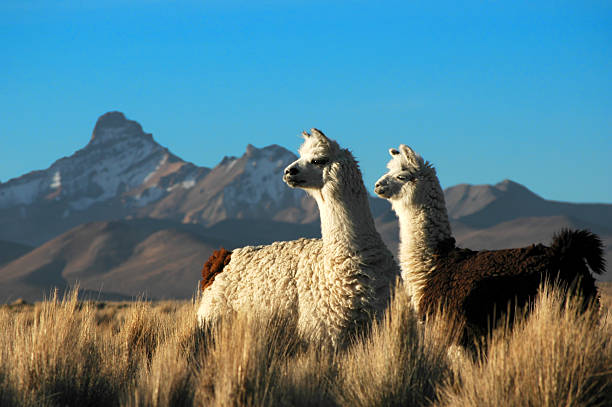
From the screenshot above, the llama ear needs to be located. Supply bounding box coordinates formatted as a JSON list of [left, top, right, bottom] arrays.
[[400, 145, 420, 166], [310, 128, 328, 140], [400, 145, 415, 157], [389, 148, 400, 157], [301, 130, 310, 138]]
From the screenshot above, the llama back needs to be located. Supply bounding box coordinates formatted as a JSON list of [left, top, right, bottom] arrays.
[[421, 233, 603, 338], [423, 245, 549, 307], [197, 238, 322, 324], [420, 244, 553, 337]]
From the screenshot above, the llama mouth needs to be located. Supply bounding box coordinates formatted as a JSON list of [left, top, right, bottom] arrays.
[[285, 177, 307, 187], [374, 187, 390, 198]]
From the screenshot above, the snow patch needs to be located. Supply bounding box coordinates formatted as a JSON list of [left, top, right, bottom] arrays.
[[166, 177, 196, 192], [144, 154, 168, 183], [225, 159, 238, 171], [182, 179, 196, 189], [50, 171, 61, 189]]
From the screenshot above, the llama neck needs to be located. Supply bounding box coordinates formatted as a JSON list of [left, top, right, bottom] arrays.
[[394, 194, 452, 311], [313, 184, 380, 251], [310, 167, 394, 347]]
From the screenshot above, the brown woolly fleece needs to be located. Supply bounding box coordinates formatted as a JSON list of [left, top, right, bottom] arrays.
[[421, 230, 603, 340], [201, 248, 232, 292]]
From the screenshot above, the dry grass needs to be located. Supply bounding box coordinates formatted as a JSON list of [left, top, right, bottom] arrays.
[[0, 283, 610, 407], [438, 285, 612, 407], [333, 288, 460, 407]]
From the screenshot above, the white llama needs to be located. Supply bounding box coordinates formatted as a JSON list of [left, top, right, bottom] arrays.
[[375, 145, 604, 339], [197, 129, 400, 347]]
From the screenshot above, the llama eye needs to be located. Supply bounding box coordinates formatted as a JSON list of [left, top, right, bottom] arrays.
[[311, 158, 328, 166], [396, 175, 408, 181]]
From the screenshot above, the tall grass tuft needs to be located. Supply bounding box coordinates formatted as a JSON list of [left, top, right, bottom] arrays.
[[437, 285, 612, 407], [126, 341, 196, 407], [193, 309, 330, 406], [124, 301, 201, 407], [120, 300, 168, 365], [0, 289, 128, 407], [334, 284, 458, 407]]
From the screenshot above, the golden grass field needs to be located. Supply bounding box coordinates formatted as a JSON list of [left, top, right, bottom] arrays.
[[1, 282, 611, 407]]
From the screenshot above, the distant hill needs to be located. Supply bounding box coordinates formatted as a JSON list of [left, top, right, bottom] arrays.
[[0, 218, 223, 301], [445, 179, 612, 230], [451, 215, 612, 251], [0, 240, 33, 267]]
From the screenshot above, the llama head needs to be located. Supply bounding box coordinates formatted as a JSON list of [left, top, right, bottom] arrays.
[[283, 129, 361, 196], [374, 144, 437, 206]]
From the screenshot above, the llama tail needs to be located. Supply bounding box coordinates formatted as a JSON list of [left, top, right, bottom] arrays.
[[551, 228, 606, 276], [549, 228, 605, 307], [200, 247, 232, 292]]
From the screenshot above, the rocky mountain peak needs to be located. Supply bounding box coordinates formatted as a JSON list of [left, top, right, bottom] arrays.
[[494, 179, 542, 199], [243, 143, 296, 162], [218, 155, 238, 166], [89, 111, 153, 146], [245, 143, 257, 157]]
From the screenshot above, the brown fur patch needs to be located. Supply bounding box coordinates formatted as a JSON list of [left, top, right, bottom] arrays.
[[200, 248, 232, 292], [421, 234, 601, 345]]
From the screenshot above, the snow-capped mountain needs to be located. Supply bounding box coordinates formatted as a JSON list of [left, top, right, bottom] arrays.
[[0, 112, 313, 245], [0, 112, 206, 212], [151, 143, 315, 227]]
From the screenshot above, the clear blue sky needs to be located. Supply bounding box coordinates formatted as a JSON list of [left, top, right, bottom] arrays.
[[1, 1, 610, 203]]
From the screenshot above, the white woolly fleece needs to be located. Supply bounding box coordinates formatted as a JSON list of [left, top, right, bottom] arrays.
[[198, 130, 400, 348]]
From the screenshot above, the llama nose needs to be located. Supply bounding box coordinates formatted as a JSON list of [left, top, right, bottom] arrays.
[[285, 167, 299, 176]]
